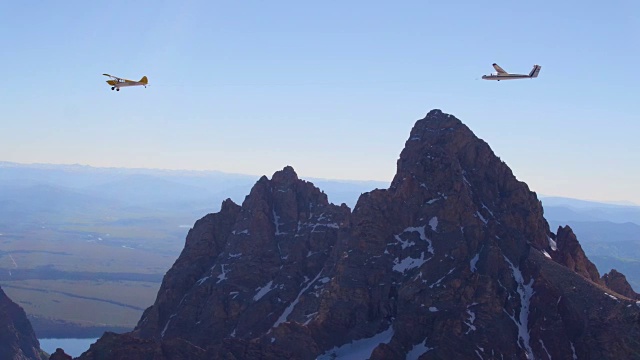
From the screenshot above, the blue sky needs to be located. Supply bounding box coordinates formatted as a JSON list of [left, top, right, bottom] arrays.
[[1, 1, 639, 204]]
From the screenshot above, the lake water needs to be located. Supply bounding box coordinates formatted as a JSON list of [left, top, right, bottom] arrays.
[[39, 338, 98, 358]]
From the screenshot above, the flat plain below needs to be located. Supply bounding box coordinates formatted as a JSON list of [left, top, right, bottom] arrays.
[[0, 215, 188, 337]]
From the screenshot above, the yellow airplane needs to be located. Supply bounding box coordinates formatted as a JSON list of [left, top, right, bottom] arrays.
[[103, 73, 148, 91]]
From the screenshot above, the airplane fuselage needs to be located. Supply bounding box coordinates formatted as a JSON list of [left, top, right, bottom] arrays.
[[481, 74, 533, 81], [106, 80, 144, 88]]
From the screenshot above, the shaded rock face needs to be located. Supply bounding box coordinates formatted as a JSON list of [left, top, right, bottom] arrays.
[[78, 332, 207, 360], [551, 225, 602, 284], [48, 348, 71, 360], [603, 269, 640, 300], [132, 165, 350, 347], [79, 110, 640, 360], [0, 287, 46, 360], [79, 331, 294, 360]]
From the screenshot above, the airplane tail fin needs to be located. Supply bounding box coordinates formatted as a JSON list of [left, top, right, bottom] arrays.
[[529, 65, 541, 78], [140, 76, 148, 84]]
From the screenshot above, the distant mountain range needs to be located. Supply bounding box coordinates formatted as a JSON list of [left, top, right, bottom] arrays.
[[540, 195, 640, 224], [538, 197, 640, 290], [4, 161, 640, 219], [0, 161, 387, 214]]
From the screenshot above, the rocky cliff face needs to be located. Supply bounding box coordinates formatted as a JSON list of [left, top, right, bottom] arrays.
[[78, 109, 640, 360], [602, 269, 640, 300], [132, 166, 350, 347], [0, 286, 46, 360], [550, 225, 603, 284]]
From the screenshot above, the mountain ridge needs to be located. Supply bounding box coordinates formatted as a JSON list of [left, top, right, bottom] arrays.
[[67, 109, 640, 359]]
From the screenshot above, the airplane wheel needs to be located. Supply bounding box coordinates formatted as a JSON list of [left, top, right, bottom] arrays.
[[116, 88, 120, 91], [111, 87, 115, 90]]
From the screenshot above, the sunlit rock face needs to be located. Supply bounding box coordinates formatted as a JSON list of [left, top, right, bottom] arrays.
[[78, 109, 640, 360]]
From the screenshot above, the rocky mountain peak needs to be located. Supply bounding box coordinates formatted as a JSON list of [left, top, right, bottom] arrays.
[[602, 269, 640, 300], [79, 109, 640, 360], [130, 166, 349, 347], [389, 109, 551, 259], [271, 165, 299, 186], [48, 348, 72, 360], [219, 197, 239, 213], [551, 225, 602, 284]]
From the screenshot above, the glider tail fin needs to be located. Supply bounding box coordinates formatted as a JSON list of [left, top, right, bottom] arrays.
[[140, 76, 148, 84], [529, 65, 541, 78]]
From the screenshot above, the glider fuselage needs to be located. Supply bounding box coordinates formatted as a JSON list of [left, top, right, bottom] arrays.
[[481, 74, 534, 80]]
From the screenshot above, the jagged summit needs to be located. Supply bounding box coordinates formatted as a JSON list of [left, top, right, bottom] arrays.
[[389, 109, 550, 259], [271, 165, 299, 184], [129, 165, 349, 347], [417, 108, 465, 130], [602, 269, 640, 300], [78, 109, 640, 360]]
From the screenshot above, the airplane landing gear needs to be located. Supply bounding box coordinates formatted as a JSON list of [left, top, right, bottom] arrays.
[[111, 86, 115, 90], [116, 88, 120, 91]]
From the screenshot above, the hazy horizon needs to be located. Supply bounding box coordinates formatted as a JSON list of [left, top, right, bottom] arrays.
[[2, 159, 638, 207]]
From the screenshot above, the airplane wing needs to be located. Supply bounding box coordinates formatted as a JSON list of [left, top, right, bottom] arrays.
[[102, 73, 123, 81], [492, 63, 508, 74]]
